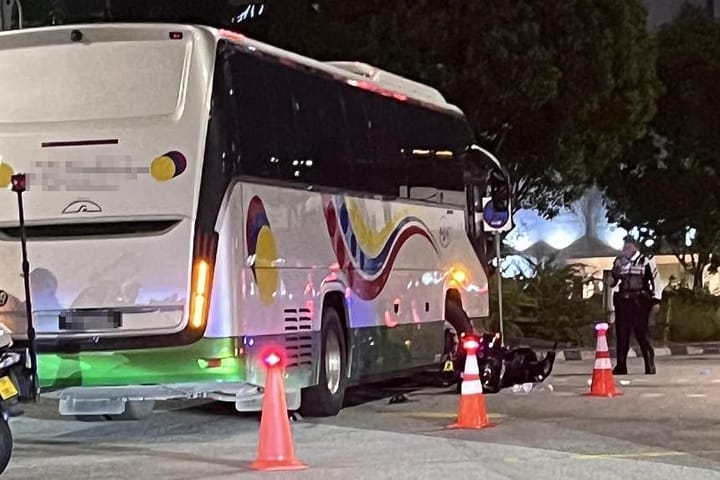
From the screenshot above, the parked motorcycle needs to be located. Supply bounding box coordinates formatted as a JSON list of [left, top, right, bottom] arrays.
[[0, 326, 31, 474]]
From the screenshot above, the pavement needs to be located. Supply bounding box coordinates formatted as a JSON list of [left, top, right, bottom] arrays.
[[3, 355, 720, 479]]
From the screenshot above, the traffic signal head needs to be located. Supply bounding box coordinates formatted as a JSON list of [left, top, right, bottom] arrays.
[[491, 176, 510, 212]]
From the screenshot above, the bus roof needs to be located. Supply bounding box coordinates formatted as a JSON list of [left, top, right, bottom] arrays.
[[213, 27, 465, 117], [0, 22, 465, 116]]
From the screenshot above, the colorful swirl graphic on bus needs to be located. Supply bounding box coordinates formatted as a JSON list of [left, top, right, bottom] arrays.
[[246, 196, 279, 305], [150, 151, 187, 182], [323, 195, 439, 301]]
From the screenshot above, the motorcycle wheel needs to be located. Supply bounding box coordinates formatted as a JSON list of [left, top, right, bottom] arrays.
[[0, 418, 13, 474]]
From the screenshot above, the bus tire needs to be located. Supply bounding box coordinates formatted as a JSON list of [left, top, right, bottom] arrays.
[[299, 307, 347, 417]]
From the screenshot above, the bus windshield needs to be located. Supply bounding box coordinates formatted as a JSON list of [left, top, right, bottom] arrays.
[[2, 0, 263, 31]]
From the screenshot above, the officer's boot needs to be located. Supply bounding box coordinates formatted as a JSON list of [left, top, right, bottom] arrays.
[[643, 349, 656, 375]]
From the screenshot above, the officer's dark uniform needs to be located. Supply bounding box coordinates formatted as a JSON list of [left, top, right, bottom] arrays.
[[609, 237, 660, 375]]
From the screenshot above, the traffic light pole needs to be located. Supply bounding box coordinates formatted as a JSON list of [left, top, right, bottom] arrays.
[[468, 144, 510, 349], [495, 232, 504, 347]]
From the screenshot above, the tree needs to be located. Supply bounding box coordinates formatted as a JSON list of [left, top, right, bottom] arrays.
[[234, 0, 660, 217], [601, 6, 720, 289]]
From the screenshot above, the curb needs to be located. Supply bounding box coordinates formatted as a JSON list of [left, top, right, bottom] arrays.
[[556, 344, 720, 361]]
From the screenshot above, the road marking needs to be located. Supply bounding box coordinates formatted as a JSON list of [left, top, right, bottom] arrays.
[[574, 451, 687, 460], [712, 379, 720, 383], [389, 411, 506, 420], [686, 393, 707, 398], [641, 393, 665, 398]]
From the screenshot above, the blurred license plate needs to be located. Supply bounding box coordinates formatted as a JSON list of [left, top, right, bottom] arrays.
[[0, 376, 17, 400], [59, 312, 122, 331]]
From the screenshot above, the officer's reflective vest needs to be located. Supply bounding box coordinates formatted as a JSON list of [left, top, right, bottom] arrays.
[[612, 253, 655, 295]]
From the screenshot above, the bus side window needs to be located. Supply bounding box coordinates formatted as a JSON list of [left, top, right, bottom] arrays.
[[289, 68, 352, 190], [338, 85, 371, 191], [230, 52, 282, 178], [399, 105, 464, 196], [261, 58, 298, 180], [361, 93, 404, 197]]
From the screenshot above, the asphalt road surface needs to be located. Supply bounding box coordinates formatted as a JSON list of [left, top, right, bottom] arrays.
[[3, 355, 720, 479]]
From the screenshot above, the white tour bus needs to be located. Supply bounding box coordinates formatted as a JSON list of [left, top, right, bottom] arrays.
[[0, 19, 509, 418]]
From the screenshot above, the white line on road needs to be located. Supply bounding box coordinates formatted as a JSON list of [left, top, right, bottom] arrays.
[[641, 393, 665, 398], [574, 451, 687, 460]]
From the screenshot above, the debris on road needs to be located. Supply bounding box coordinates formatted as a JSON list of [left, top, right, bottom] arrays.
[[511, 383, 534, 394], [388, 394, 412, 405]]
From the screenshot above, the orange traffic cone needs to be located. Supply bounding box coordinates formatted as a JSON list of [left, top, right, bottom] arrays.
[[584, 323, 623, 398], [250, 349, 308, 471], [448, 336, 496, 429]]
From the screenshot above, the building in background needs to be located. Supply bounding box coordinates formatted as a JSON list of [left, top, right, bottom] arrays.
[[501, 186, 690, 297]]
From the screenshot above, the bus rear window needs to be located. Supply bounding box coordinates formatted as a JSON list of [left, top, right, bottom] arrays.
[[0, 40, 188, 123]]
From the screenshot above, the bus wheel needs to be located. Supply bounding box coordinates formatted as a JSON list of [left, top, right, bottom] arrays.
[[299, 307, 347, 417]]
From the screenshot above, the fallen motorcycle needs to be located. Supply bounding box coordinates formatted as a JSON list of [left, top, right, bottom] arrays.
[[443, 332, 557, 394]]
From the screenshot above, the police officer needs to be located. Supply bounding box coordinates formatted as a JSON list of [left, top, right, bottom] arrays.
[[609, 235, 661, 375]]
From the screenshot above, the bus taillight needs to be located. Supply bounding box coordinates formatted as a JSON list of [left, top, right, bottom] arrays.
[[190, 259, 211, 329]]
